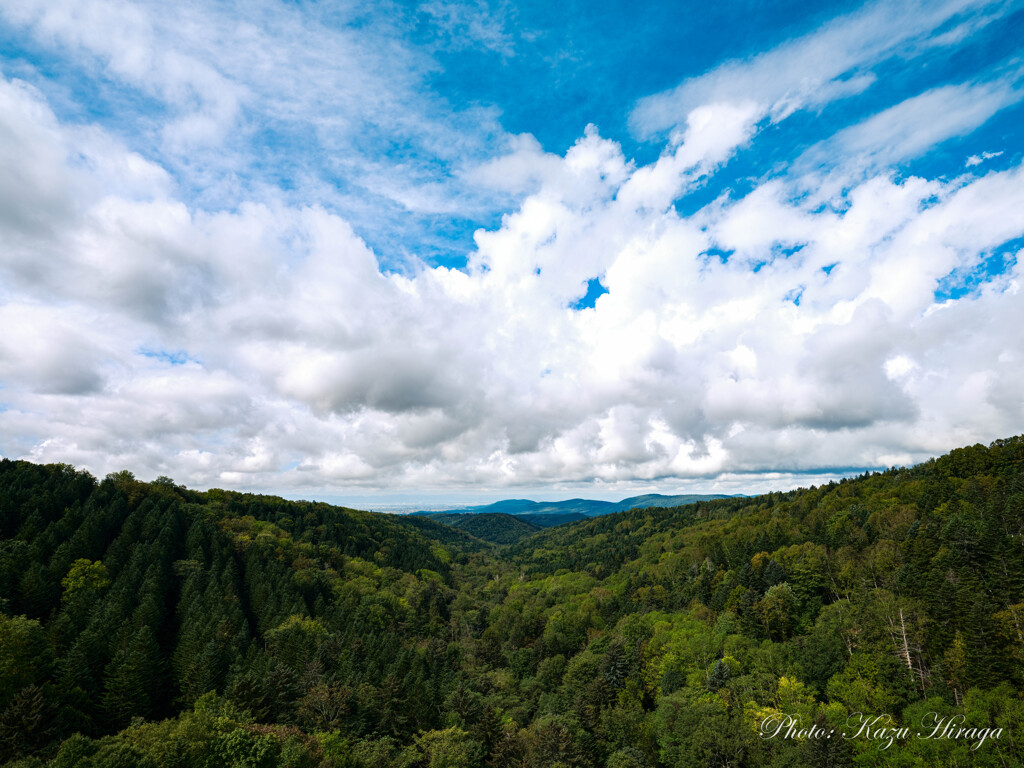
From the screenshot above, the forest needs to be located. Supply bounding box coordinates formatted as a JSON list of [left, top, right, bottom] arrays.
[[1, 436, 1023, 767]]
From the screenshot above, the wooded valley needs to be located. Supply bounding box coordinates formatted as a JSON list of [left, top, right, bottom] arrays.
[[2, 437, 1023, 767]]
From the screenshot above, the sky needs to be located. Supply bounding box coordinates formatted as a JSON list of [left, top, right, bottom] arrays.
[[1, 0, 1023, 506]]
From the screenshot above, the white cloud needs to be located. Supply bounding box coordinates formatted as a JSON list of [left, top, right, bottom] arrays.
[[0, 0, 516, 269], [418, 0, 515, 56], [1, 0, 245, 148], [794, 79, 1022, 190], [966, 149, 1004, 166], [629, 0, 1007, 138], [2, 2, 1023, 500]]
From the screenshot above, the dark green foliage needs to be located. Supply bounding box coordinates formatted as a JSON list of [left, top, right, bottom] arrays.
[[1, 437, 1024, 767], [800, 713, 854, 768], [102, 625, 164, 727], [706, 659, 730, 692], [0, 684, 55, 762], [428, 513, 542, 545]]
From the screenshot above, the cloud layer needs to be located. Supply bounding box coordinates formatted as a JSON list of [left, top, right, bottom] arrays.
[[1, 0, 1023, 499]]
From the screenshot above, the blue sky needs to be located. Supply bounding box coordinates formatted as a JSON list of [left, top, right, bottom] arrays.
[[1, 0, 1023, 503]]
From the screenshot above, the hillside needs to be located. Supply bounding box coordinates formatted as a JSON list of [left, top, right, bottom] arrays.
[[428, 512, 543, 545], [612, 493, 735, 512], [422, 509, 590, 529], [2, 438, 1024, 767]]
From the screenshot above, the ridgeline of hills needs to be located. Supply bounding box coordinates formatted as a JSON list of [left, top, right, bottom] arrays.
[[416, 495, 735, 545], [2, 437, 1024, 767], [414, 493, 734, 518], [413, 494, 735, 532]]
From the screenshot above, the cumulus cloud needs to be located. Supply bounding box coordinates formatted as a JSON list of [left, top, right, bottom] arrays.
[[1, 1, 1023, 500]]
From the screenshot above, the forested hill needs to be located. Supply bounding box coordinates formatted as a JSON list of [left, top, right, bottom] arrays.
[[509, 435, 1024, 579], [2, 437, 1024, 768], [426, 512, 543, 545]]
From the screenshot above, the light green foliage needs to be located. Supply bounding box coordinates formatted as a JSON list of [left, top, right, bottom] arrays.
[[213, 728, 278, 768], [825, 653, 903, 713], [49, 734, 97, 768], [321, 735, 418, 768], [413, 727, 483, 768], [606, 746, 651, 768], [61, 559, 110, 602], [755, 582, 798, 640]]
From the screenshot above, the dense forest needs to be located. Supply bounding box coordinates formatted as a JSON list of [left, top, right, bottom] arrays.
[[419, 513, 542, 545], [2, 436, 1024, 767]]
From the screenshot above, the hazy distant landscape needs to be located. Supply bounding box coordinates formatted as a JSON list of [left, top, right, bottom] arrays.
[[413, 493, 735, 519]]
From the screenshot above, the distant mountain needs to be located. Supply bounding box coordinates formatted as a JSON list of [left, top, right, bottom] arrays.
[[413, 493, 735, 524], [417, 498, 611, 516]]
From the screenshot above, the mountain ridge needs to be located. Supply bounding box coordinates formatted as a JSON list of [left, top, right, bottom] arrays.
[[411, 492, 737, 521]]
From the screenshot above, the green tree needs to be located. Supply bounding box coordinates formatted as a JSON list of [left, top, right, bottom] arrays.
[[0, 684, 54, 762], [61, 558, 111, 603], [0, 615, 51, 701], [799, 713, 853, 768], [102, 625, 163, 726], [754, 583, 798, 641], [606, 746, 650, 768], [655, 692, 745, 768], [413, 727, 484, 768]]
